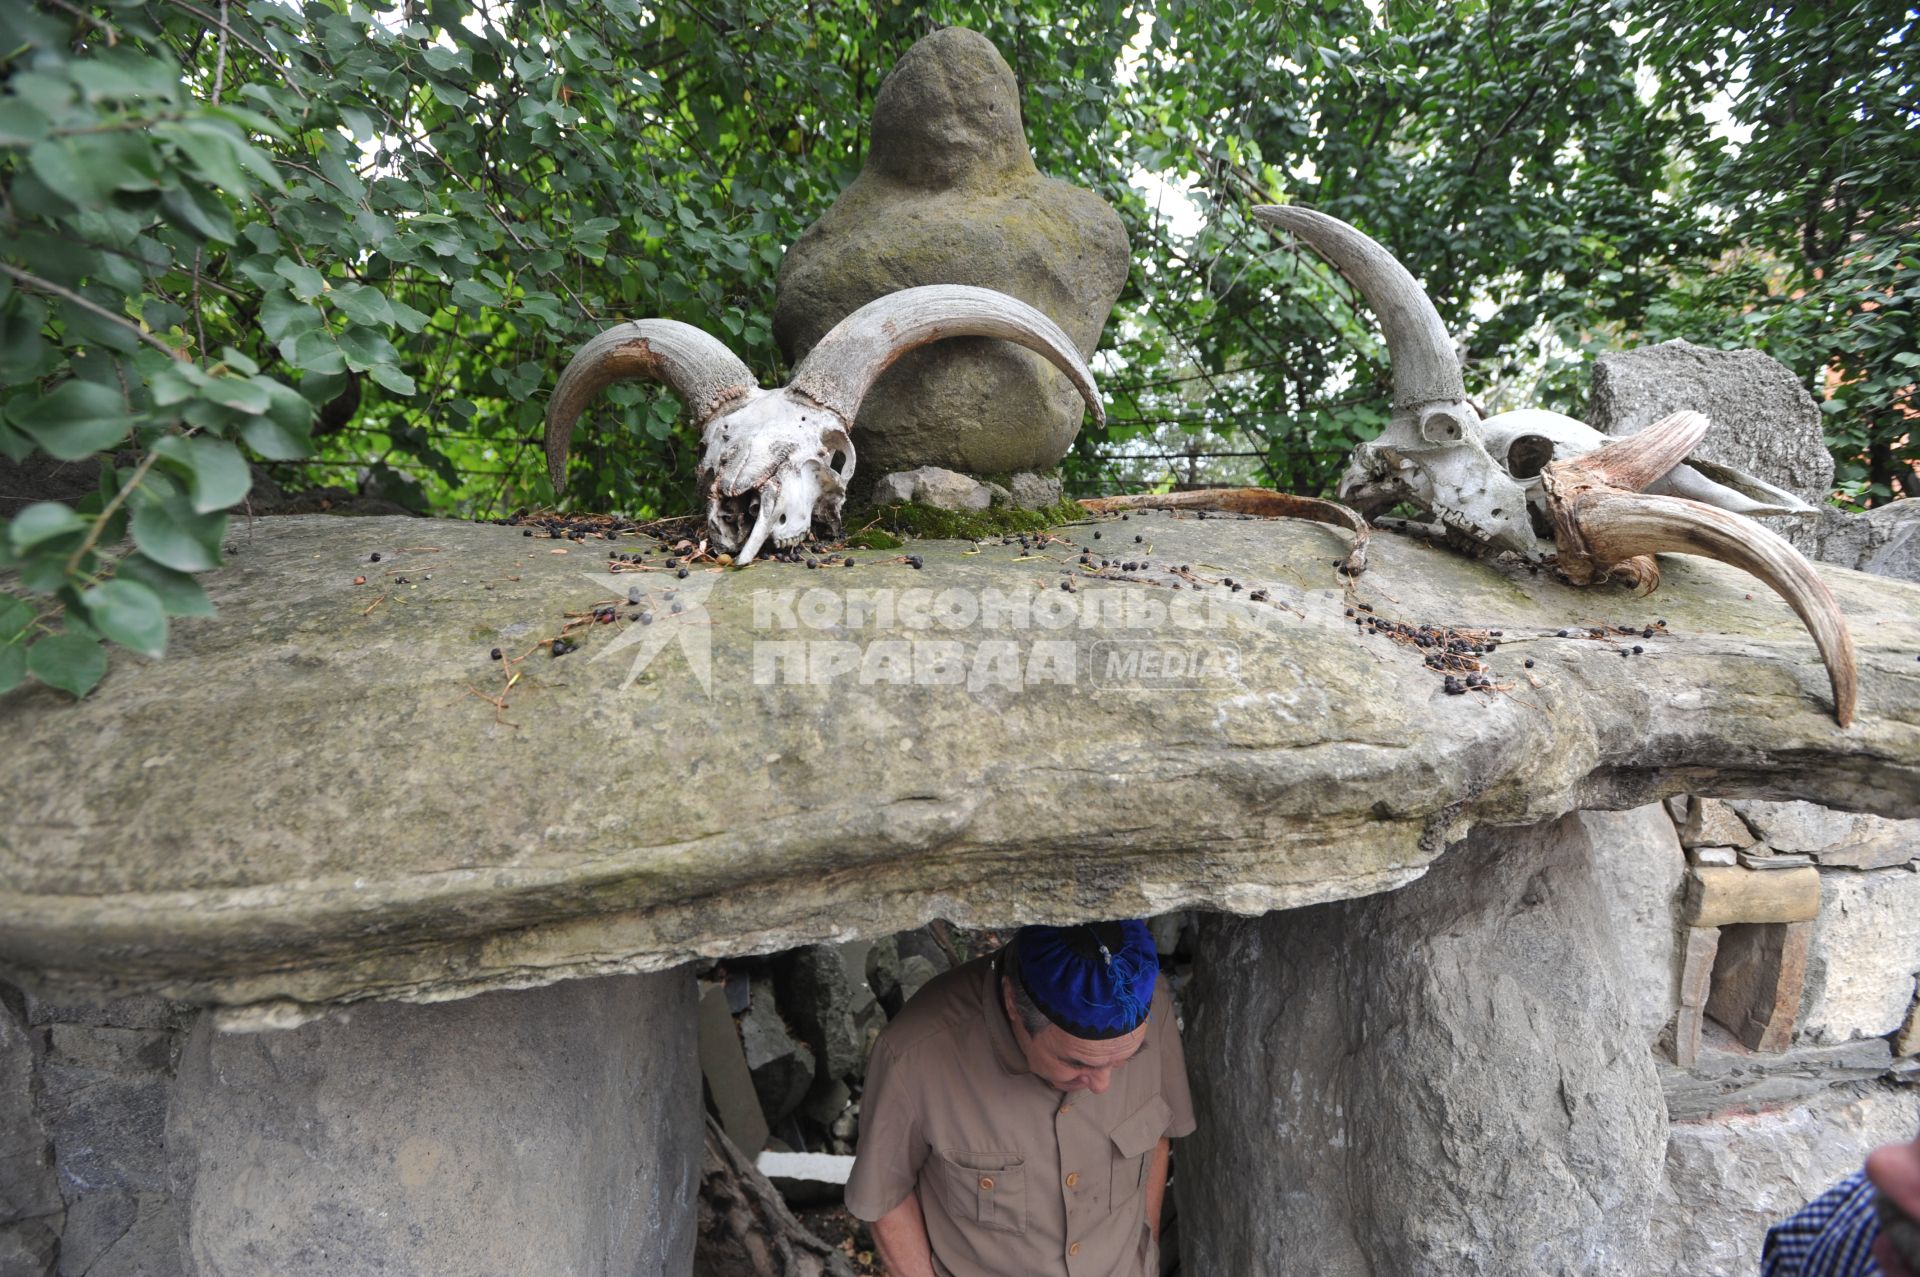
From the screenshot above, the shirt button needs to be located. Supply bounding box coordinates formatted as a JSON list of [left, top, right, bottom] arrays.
[[979, 1176, 994, 1191], [1069, 1242, 1081, 1256], [1065, 1172, 1079, 1189]]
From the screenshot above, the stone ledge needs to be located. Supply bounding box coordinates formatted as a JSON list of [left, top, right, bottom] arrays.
[[2, 513, 1917, 1021]]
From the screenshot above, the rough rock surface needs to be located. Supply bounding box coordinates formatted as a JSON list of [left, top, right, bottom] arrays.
[[167, 971, 700, 1276], [1581, 805, 1688, 1047], [1006, 472, 1063, 509], [1653, 1083, 1920, 1277], [869, 466, 993, 511], [1, 513, 1917, 1020], [0, 989, 61, 1277], [773, 28, 1127, 476], [1768, 498, 1920, 583], [1179, 814, 1669, 1275], [1728, 798, 1918, 869], [739, 978, 815, 1127], [1588, 339, 1835, 505], [1798, 868, 1920, 1042]]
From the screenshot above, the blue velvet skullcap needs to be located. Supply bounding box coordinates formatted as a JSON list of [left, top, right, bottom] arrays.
[[1014, 920, 1158, 1040]]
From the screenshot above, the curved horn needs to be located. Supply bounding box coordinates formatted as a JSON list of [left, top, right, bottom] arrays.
[[544, 320, 759, 495], [1252, 205, 1463, 408], [1542, 460, 1856, 729], [787, 284, 1104, 428]]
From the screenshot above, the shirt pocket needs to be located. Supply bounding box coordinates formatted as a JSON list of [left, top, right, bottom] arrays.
[[1106, 1094, 1172, 1209], [933, 1149, 1027, 1235]]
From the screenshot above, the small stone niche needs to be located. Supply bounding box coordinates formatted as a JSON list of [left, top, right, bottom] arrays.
[[1674, 862, 1821, 1064]]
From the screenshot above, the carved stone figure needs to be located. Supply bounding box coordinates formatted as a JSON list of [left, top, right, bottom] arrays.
[[773, 27, 1129, 479]]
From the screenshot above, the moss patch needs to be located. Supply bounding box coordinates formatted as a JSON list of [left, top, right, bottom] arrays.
[[863, 499, 1086, 542]]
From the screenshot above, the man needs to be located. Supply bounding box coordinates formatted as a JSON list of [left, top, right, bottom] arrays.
[[846, 919, 1193, 1276], [1762, 1127, 1920, 1277]]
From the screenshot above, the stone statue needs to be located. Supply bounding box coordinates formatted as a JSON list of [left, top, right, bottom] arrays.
[[774, 27, 1129, 490]]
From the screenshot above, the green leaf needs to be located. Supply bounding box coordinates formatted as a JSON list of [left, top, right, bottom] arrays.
[[332, 284, 395, 327], [0, 594, 33, 641], [153, 434, 251, 512], [367, 363, 416, 395], [81, 578, 168, 657], [0, 99, 54, 147], [159, 180, 236, 244], [0, 643, 23, 695], [238, 413, 311, 460], [284, 329, 347, 375], [28, 133, 161, 205], [130, 493, 226, 572], [8, 501, 87, 554], [26, 632, 108, 698], [386, 297, 430, 333], [336, 326, 399, 371], [274, 258, 328, 300], [450, 279, 504, 310], [117, 554, 214, 616], [5, 380, 131, 460], [260, 290, 325, 344], [158, 121, 255, 198]]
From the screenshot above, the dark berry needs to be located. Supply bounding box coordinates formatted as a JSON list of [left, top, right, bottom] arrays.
[[677, 567, 689, 579], [370, 552, 381, 562], [489, 648, 502, 660]]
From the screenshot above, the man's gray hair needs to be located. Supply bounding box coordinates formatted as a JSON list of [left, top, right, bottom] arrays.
[[1005, 950, 1052, 1036]]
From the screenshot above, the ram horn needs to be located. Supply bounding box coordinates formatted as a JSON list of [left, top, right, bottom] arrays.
[[787, 284, 1105, 428], [1252, 205, 1464, 410], [1542, 411, 1856, 727], [544, 320, 760, 495]]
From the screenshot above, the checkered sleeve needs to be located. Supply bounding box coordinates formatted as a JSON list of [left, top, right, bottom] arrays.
[[1761, 1170, 1884, 1277]]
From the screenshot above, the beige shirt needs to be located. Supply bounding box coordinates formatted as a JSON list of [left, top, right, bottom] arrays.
[[845, 950, 1196, 1277]]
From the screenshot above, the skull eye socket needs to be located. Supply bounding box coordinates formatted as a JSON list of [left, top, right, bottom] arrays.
[[1506, 435, 1556, 480], [829, 450, 849, 475]]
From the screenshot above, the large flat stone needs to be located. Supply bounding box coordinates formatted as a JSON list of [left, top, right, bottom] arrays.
[[166, 971, 699, 1276], [2, 513, 1917, 1020], [1179, 814, 1668, 1275]]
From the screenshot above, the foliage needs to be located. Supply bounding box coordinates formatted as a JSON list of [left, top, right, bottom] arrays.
[[0, 0, 1914, 697]]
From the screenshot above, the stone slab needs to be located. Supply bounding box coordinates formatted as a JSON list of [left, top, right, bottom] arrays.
[[1, 514, 1917, 1020], [1800, 868, 1920, 1042], [1662, 1027, 1895, 1113], [166, 971, 700, 1276], [697, 982, 768, 1158], [1685, 866, 1821, 926], [1179, 814, 1668, 1275], [1682, 797, 1756, 849]]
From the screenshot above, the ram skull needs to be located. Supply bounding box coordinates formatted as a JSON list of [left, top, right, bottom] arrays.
[[544, 285, 1104, 562], [1253, 204, 1855, 726]]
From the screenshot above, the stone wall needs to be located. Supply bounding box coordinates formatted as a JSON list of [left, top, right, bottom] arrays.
[[0, 973, 702, 1277], [1603, 797, 1920, 1275], [0, 988, 194, 1277]]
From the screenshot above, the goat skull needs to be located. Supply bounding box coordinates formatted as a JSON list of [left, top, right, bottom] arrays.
[[544, 285, 1104, 561], [1252, 204, 1855, 726]]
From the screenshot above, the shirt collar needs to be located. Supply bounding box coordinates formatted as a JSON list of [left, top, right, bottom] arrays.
[[985, 946, 1030, 1075]]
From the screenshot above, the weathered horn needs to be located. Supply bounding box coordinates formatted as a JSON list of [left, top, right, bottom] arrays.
[[1252, 205, 1464, 408], [1543, 419, 1856, 728], [544, 320, 759, 495], [787, 284, 1105, 428]]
